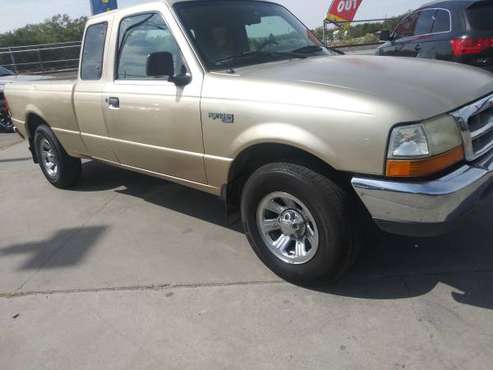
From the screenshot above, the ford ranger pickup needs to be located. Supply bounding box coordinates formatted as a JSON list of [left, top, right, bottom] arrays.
[[5, 0, 493, 282]]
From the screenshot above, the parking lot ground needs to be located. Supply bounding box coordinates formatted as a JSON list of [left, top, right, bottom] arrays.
[[1, 140, 493, 370], [0, 132, 22, 151]]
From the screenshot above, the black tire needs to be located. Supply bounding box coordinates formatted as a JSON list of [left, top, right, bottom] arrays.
[[241, 163, 356, 283], [34, 125, 81, 188]]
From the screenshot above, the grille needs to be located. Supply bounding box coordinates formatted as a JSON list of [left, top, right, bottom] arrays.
[[452, 94, 493, 161], [469, 106, 493, 157]]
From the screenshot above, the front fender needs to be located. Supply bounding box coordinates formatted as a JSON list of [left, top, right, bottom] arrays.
[[230, 122, 337, 166]]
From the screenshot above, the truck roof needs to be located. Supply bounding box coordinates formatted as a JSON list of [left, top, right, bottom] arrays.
[[88, 0, 275, 21]]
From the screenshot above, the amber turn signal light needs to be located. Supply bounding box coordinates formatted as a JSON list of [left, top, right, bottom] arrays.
[[386, 146, 464, 178]]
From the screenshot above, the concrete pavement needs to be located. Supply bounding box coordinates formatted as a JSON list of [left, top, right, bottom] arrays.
[[1, 139, 493, 369], [0, 132, 22, 151]]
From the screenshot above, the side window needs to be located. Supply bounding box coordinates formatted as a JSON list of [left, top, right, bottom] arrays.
[[432, 9, 451, 33], [394, 13, 418, 39], [414, 10, 435, 36], [81, 23, 107, 80], [116, 13, 184, 80]]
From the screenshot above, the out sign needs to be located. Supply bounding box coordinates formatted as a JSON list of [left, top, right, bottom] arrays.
[[327, 0, 363, 22], [337, 0, 359, 12]]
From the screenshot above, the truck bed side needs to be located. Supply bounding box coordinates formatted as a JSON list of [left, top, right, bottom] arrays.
[[5, 80, 87, 158]]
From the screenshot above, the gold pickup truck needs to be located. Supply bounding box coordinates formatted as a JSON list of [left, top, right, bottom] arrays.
[[6, 0, 493, 282]]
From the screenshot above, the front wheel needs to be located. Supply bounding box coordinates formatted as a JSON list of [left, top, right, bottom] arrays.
[[34, 125, 81, 188], [241, 163, 356, 283]]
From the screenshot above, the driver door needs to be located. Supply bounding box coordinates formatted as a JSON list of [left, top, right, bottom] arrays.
[[102, 12, 206, 184]]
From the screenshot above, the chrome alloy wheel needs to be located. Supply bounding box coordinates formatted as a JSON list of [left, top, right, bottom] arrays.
[[40, 138, 58, 178], [256, 192, 319, 265]]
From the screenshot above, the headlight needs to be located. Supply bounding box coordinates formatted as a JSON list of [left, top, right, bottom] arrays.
[[388, 124, 429, 158], [386, 115, 464, 178]]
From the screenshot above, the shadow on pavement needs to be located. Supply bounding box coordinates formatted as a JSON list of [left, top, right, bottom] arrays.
[[0, 226, 108, 270], [74, 161, 493, 309], [74, 161, 242, 231], [307, 201, 493, 310]]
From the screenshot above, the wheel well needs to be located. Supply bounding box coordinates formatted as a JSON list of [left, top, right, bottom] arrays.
[[26, 113, 47, 163], [224, 143, 352, 220]]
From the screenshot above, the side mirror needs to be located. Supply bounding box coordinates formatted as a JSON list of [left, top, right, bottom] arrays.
[[146, 51, 191, 87], [379, 30, 392, 41], [169, 74, 192, 87], [147, 51, 174, 78]]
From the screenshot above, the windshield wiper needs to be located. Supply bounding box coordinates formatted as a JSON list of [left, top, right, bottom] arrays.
[[292, 45, 344, 55], [214, 50, 307, 69], [291, 45, 323, 54]]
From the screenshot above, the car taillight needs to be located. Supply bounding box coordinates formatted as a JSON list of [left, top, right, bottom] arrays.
[[451, 36, 493, 57]]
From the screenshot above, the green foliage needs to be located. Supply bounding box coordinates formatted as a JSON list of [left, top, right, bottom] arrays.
[[0, 14, 87, 47]]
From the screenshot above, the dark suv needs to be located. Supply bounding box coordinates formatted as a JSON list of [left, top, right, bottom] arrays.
[[378, 0, 493, 72]]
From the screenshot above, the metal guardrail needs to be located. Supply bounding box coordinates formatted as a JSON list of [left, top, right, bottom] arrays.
[[0, 41, 81, 74]]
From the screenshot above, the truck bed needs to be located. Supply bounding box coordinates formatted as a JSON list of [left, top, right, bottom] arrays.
[[5, 79, 85, 157]]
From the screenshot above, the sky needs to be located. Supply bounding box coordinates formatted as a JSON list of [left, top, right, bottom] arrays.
[[0, 0, 427, 33]]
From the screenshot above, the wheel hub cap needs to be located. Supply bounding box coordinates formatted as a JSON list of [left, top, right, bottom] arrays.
[[279, 209, 306, 238], [40, 138, 58, 178], [256, 192, 319, 265]]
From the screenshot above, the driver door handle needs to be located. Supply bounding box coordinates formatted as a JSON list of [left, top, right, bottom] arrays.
[[106, 97, 120, 110]]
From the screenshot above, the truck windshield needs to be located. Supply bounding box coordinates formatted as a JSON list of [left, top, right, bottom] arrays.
[[174, 0, 328, 70]]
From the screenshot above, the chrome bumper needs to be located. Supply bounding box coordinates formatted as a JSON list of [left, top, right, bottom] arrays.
[[351, 152, 493, 236]]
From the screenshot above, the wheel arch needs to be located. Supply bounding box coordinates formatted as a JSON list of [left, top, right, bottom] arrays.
[[223, 142, 352, 222], [25, 111, 50, 163]]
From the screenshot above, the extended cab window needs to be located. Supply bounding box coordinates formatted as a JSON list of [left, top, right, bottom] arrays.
[[116, 13, 184, 80], [80, 23, 107, 80]]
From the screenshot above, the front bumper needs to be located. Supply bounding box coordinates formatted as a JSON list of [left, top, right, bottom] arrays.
[[351, 151, 493, 237]]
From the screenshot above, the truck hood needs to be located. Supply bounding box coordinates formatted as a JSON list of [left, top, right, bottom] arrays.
[[234, 55, 493, 120]]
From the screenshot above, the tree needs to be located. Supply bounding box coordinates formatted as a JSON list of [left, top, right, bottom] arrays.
[[0, 15, 87, 47]]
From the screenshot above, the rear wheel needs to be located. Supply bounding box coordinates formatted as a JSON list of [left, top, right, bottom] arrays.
[[241, 163, 356, 283], [34, 125, 81, 188]]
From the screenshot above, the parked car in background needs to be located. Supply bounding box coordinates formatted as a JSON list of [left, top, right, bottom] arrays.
[[0, 66, 15, 132], [378, 0, 493, 72]]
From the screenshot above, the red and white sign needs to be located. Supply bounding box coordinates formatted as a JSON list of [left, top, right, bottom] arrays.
[[327, 0, 364, 22]]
